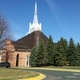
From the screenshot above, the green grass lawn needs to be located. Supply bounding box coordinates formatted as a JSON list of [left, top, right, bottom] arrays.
[[0, 68, 39, 80]]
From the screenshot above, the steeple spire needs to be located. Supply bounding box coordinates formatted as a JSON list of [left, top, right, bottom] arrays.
[[35, 1, 37, 15], [26, 1, 41, 35], [33, 1, 38, 24]]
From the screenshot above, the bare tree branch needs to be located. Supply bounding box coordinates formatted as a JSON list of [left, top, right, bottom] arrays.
[[0, 14, 13, 49]]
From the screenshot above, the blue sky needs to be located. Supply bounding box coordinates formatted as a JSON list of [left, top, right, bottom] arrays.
[[0, 0, 80, 43]]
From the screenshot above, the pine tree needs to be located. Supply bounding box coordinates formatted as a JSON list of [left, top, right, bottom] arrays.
[[76, 42, 80, 66], [62, 38, 68, 61], [36, 40, 46, 66], [29, 46, 37, 67], [54, 51, 65, 66], [45, 35, 55, 66], [54, 37, 68, 66], [59, 37, 68, 61], [54, 38, 66, 66], [68, 38, 77, 66]]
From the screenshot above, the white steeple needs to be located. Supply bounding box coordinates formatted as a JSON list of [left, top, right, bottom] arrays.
[[33, 1, 38, 24], [26, 1, 41, 35]]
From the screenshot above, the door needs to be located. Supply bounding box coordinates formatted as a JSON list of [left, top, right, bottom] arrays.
[[16, 54, 19, 66]]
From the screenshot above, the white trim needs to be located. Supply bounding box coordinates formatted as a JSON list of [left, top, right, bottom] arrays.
[[26, 2, 41, 35], [25, 56, 27, 66], [28, 56, 29, 67], [25, 56, 29, 67]]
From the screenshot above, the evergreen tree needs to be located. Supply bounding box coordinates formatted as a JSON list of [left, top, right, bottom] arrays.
[[62, 38, 68, 61], [36, 40, 46, 66], [54, 51, 65, 66], [68, 38, 77, 66], [76, 42, 80, 66], [59, 37, 68, 61], [45, 35, 55, 66], [54, 38, 66, 66], [29, 46, 37, 67]]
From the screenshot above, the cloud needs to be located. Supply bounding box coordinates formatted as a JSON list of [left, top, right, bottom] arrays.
[[45, 0, 59, 22], [45, 0, 56, 12], [45, 0, 64, 30]]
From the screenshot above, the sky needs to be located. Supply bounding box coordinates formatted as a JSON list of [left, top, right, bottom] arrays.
[[0, 0, 80, 43]]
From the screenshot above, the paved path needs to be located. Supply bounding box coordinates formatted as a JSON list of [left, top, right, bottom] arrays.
[[25, 68, 80, 80]]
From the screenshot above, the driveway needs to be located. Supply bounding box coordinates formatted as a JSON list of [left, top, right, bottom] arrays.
[[25, 68, 80, 80]]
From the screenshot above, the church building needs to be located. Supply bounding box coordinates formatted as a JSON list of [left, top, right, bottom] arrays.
[[0, 2, 48, 67]]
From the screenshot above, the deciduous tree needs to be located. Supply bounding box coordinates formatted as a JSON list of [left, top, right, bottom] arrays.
[[0, 14, 12, 49]]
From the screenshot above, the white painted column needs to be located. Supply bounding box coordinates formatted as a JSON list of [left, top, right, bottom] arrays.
[[25, 55, 29, 67], [28, 56, 29, 67], [0, 56, 1, 63], [25, 56, 27, 66]]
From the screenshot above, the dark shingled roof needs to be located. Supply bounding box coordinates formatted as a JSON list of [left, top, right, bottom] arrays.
[[8, 31, 57, 51], [10, 41, 29, 51], [16, 31, 48, 49]]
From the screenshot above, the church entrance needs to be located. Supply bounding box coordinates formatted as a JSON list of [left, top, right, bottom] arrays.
[[16, 54, 19, 66]]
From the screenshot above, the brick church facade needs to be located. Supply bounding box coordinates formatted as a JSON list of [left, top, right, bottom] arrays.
[[0, 31, 48, 67], [0, 2, 48, 67]]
